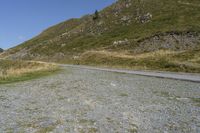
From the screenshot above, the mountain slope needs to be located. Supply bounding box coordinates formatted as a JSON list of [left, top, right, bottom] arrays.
[[1, 0, 200, 72]]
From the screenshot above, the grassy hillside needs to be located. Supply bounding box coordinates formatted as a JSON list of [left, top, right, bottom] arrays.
[[0, 60, 59, 84], [1, 0, 200, 72]]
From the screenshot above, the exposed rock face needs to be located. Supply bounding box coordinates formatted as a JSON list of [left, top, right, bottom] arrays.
[[113, 39, 130, 46], [135, 32, 200, 53], [136, 13, 152, 23], [121, 16, 132, 25], [7, 48, 30, 60]]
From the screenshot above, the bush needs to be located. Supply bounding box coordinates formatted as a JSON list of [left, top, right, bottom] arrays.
[[0, 48, 3, 53]]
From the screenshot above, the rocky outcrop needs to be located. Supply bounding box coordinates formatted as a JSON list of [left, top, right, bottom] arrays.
[[113, 39, 130, 46], [135, 32, 200, 53], [136, 13, 152, 24]]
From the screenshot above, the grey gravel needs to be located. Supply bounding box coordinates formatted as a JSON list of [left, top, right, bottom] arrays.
[[0, 66, 200, 133], [61, 64, 200, 83]]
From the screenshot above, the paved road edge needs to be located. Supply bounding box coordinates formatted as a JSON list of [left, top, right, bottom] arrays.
[[60, 64, 200, 83]]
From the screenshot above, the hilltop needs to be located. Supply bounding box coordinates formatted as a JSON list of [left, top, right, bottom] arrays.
[[1, 0, 200, 72]]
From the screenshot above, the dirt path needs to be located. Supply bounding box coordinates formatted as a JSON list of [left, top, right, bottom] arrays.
[[0, 66, 200, 133]]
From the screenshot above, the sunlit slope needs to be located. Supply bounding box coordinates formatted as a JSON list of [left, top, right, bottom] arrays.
[[1, 0, 200, 72]]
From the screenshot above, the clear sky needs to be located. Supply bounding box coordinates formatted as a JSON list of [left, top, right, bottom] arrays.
[[0, 0, 116, 49]]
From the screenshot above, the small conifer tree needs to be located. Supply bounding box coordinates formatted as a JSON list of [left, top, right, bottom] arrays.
[[93, 10, 99, 20]]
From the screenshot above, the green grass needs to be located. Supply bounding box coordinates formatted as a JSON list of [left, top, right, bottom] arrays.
[[191, 98, 200, 106], [119, 93, 129, 97]]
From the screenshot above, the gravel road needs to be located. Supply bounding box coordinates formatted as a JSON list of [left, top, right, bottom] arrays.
[[0, 66, 200, 133], [61, 64, 200, 83]]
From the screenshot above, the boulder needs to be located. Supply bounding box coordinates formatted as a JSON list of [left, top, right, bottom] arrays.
[[113, 39, 130, 45], [136, 13, 153, 23]]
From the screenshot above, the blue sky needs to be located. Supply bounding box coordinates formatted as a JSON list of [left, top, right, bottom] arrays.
[[0, 0, 116, 49]]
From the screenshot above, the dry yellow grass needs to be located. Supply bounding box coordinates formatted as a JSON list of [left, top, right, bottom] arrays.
[[79, 49, 200, 73], [0, 60, 58, 81], [81, 50, 177, 60]]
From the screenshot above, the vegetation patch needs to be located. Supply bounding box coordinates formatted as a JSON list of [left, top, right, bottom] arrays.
[[190, 98, 200, 106], [76, 49, 200, 73], [0, 60, 60, 84], [119, 93, 129, 97]]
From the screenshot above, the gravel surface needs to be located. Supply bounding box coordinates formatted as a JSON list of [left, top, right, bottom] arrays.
[[0, 66, 200, 133], [61, 64, 200, 83]]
